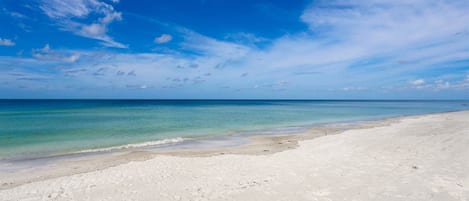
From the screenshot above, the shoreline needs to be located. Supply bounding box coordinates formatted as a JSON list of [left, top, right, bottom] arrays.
[[0, 110, 456, 190], [2, 109, 454, 162], [2, 110, 469, 200]]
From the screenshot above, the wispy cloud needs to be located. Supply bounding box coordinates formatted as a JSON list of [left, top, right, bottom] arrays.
[[434, 80, 450, 90], [400, 75, 469, 91], [154, 34, 172, 44], [224, 32, 267, 46], [410, 79, 425, 86], [32, 44, 81, 62], [342, 86, 368, 92], [2, 8, 28, 19], [179, 28, 252, 58], [299, 0, 469, 69], [39, 0, 126, 48]]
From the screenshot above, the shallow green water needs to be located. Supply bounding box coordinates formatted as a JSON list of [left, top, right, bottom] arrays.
[[1, 100, 468, 160]]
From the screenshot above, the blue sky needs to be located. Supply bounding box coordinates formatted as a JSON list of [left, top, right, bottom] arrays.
[[0, 0, 469, 99]]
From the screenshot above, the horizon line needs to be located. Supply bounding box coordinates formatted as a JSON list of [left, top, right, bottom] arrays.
[[1, 98, 468, 101]]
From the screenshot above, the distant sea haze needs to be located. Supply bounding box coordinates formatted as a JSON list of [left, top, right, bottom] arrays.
[[1, 100, 468, 160]]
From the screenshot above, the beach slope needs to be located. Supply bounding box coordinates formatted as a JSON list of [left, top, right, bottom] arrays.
[[2, 111, 469, 201]]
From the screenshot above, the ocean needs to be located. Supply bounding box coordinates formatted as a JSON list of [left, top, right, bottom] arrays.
[[1, 100, 468, 160]]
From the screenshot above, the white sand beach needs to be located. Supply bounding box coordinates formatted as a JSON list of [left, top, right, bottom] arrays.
[[1, 111, 469, 201]]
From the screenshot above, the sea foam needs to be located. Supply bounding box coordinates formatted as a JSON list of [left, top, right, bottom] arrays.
[[75, 137, 185, 154]]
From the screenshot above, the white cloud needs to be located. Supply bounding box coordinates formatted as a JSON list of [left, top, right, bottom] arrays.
[[81, 23, 107, 37], [0, 38, 15, 46], [32, 44, 81, 63], [40, 0, 126, 48], [179, 28, 251, 58], [411, 79, 425, 86], [403, 76, 469, 91], [40, 44, 50, 52], [297, 0, 469, 71], [434, 80, 450, 90], [154, 34, 173, 44], [40, 0, 92, 18]]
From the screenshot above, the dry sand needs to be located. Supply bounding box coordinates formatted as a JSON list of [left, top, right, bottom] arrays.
[[1, 111, 469, 201]]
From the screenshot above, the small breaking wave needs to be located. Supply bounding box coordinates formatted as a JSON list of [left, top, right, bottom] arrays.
[[75, 137, 185, 154]]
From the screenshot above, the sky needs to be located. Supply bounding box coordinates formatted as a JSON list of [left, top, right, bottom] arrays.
[[0, 0, 469, 99]]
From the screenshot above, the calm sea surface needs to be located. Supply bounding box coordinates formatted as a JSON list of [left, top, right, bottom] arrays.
[[1, 100, 468, 160]]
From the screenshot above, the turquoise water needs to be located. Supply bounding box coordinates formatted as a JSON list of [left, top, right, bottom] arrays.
[[1, 100, 468, 160]]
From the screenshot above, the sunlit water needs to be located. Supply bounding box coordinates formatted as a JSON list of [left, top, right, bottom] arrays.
[[1, 100, 468, 160]]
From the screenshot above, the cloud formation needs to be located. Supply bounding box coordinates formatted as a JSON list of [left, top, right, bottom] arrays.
[[0, 38, 15, 46], [299, 0, 469, 70], [40, 0, 126, 48], [32, 44, 81, 62], [411, 79, 425, 86], [1, 0, 469, 98]]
